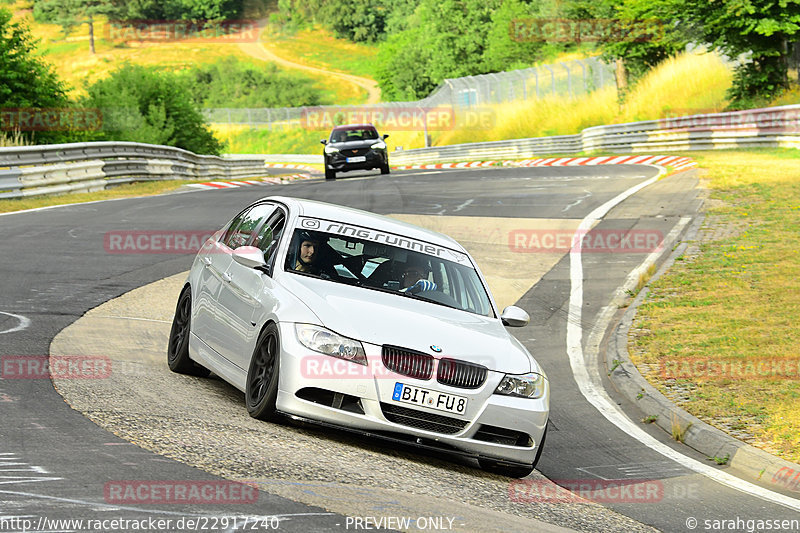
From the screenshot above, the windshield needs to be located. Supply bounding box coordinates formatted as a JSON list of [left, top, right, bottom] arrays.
[[283, 223, 494, 317], [330, 127, 379, 143]]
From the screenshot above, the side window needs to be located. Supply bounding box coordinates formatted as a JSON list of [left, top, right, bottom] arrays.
[[255, 211, 286, 266], [222, 204, 276, 250]]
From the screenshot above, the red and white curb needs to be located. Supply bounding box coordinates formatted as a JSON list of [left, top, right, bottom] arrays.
[[392, 155, 697, 173], [392, 161, 497, 170], [264, 163, 319, 172], [187, 174, 313, 190], [509, 154, 697, 171]]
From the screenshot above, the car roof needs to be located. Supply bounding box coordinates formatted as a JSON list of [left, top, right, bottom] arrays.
[[331, 124, 376, 130], [265, 196, 463, 251]]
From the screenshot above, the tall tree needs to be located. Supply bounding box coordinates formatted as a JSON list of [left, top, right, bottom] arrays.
[[0, 8, 68, 108], [561, 0, 687, 89], [34, 0, 119, 54], [679, 0, 800, 103]]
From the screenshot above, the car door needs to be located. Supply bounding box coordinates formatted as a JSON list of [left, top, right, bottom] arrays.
[[202, 203, 276, 362], [193, 216, 243, 348], [214, 204, 286, 370]]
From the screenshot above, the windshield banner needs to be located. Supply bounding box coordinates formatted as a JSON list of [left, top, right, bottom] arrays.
[[297, 217, 470, 265]]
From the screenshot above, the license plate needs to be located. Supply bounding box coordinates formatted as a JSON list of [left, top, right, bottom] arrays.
[[346, 156, 366, 163], [392, 382, 467, 415]]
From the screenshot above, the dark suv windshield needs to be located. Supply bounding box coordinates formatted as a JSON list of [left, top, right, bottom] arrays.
[[330, 128, 379, 143], [284, 226, 494, 317]]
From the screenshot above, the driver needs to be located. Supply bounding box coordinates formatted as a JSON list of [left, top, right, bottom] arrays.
[[293, 230, 326, 274], [400, 258, 437, 293]]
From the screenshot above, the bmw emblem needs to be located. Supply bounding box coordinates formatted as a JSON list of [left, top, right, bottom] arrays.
[[430, 345, 442, 353]]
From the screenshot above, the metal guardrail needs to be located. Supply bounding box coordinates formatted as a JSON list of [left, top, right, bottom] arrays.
[[0, 141, 271, 199], [3, 105, 797, 198], [389, 104, 800, 165]]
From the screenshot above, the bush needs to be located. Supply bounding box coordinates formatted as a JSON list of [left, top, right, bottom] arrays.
[[83, 64, 223, 155], [0, 8, 73, 144], [182, 57, 327, 108]]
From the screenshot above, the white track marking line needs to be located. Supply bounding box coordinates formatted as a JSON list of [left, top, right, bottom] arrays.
[[566, 167, 800, 512], [0, 312, 30, 335]]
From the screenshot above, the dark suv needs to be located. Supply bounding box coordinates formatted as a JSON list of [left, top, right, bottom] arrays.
[[321, 124, 389, 180]]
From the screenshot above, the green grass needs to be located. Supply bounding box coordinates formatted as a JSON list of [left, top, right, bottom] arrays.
[[213, 125, 329, 155], [10, 4, 375, 105], [264, 25, 379, 79], [630, 149, 800, 462]]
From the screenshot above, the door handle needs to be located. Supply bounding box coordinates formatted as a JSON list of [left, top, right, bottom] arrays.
[[202, 257, 212, 266], [222, 272, 232, 283]]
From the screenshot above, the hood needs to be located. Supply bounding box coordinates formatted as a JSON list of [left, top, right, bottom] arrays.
[[279, 274, 535, 374], [330, 139, 381, 150]]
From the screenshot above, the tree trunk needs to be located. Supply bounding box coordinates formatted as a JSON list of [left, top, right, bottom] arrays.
[[615, 58, 628, 92], [89, 14, 95, 54]]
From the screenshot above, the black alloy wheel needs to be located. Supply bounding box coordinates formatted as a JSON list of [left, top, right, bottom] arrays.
[[167, 286, 210, 377], [246, 323, 281, 421]]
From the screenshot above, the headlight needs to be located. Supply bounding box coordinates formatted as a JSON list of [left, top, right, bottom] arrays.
[[494, 372, 546, 399], [370, 141, 386, 150], [295, 324, 367, 365], [324, 144, 339, 154]]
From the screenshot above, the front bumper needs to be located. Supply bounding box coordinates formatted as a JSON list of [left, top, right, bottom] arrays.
[[325, 150, 387, 172], [275, 323, 549, 466]]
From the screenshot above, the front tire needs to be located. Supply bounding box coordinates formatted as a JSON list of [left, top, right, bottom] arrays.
[[167, 286, 210, 377], [380, 162, 390, 175], [325, 168, 336, 180], [246, 323, 281, 421]]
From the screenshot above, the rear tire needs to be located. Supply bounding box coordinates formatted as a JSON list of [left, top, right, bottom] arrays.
[[325, 168, 336, 180], [478, 425, 547, 478], [167, 286, 210, 377], [246, 323, 281, 421]]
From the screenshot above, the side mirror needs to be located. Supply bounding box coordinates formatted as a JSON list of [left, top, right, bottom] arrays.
[[320, 139, 328, 145], [232, 246, 267, 271], [382, 134, 389, 139], [501, 305, 529, 327]]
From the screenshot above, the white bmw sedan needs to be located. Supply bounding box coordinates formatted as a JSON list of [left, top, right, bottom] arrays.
[[168, 196, 549, 477]]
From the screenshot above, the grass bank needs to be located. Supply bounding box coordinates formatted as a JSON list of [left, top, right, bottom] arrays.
[[630, 149, 800, 463], [9, 3, 373, 105], [223, 51, 733, 154]]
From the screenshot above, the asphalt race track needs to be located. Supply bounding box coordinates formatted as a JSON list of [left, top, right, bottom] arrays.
[[1, 165, 799, 532]]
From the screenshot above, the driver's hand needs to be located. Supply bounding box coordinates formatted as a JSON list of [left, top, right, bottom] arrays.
[[402, 279, 437, 294]]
